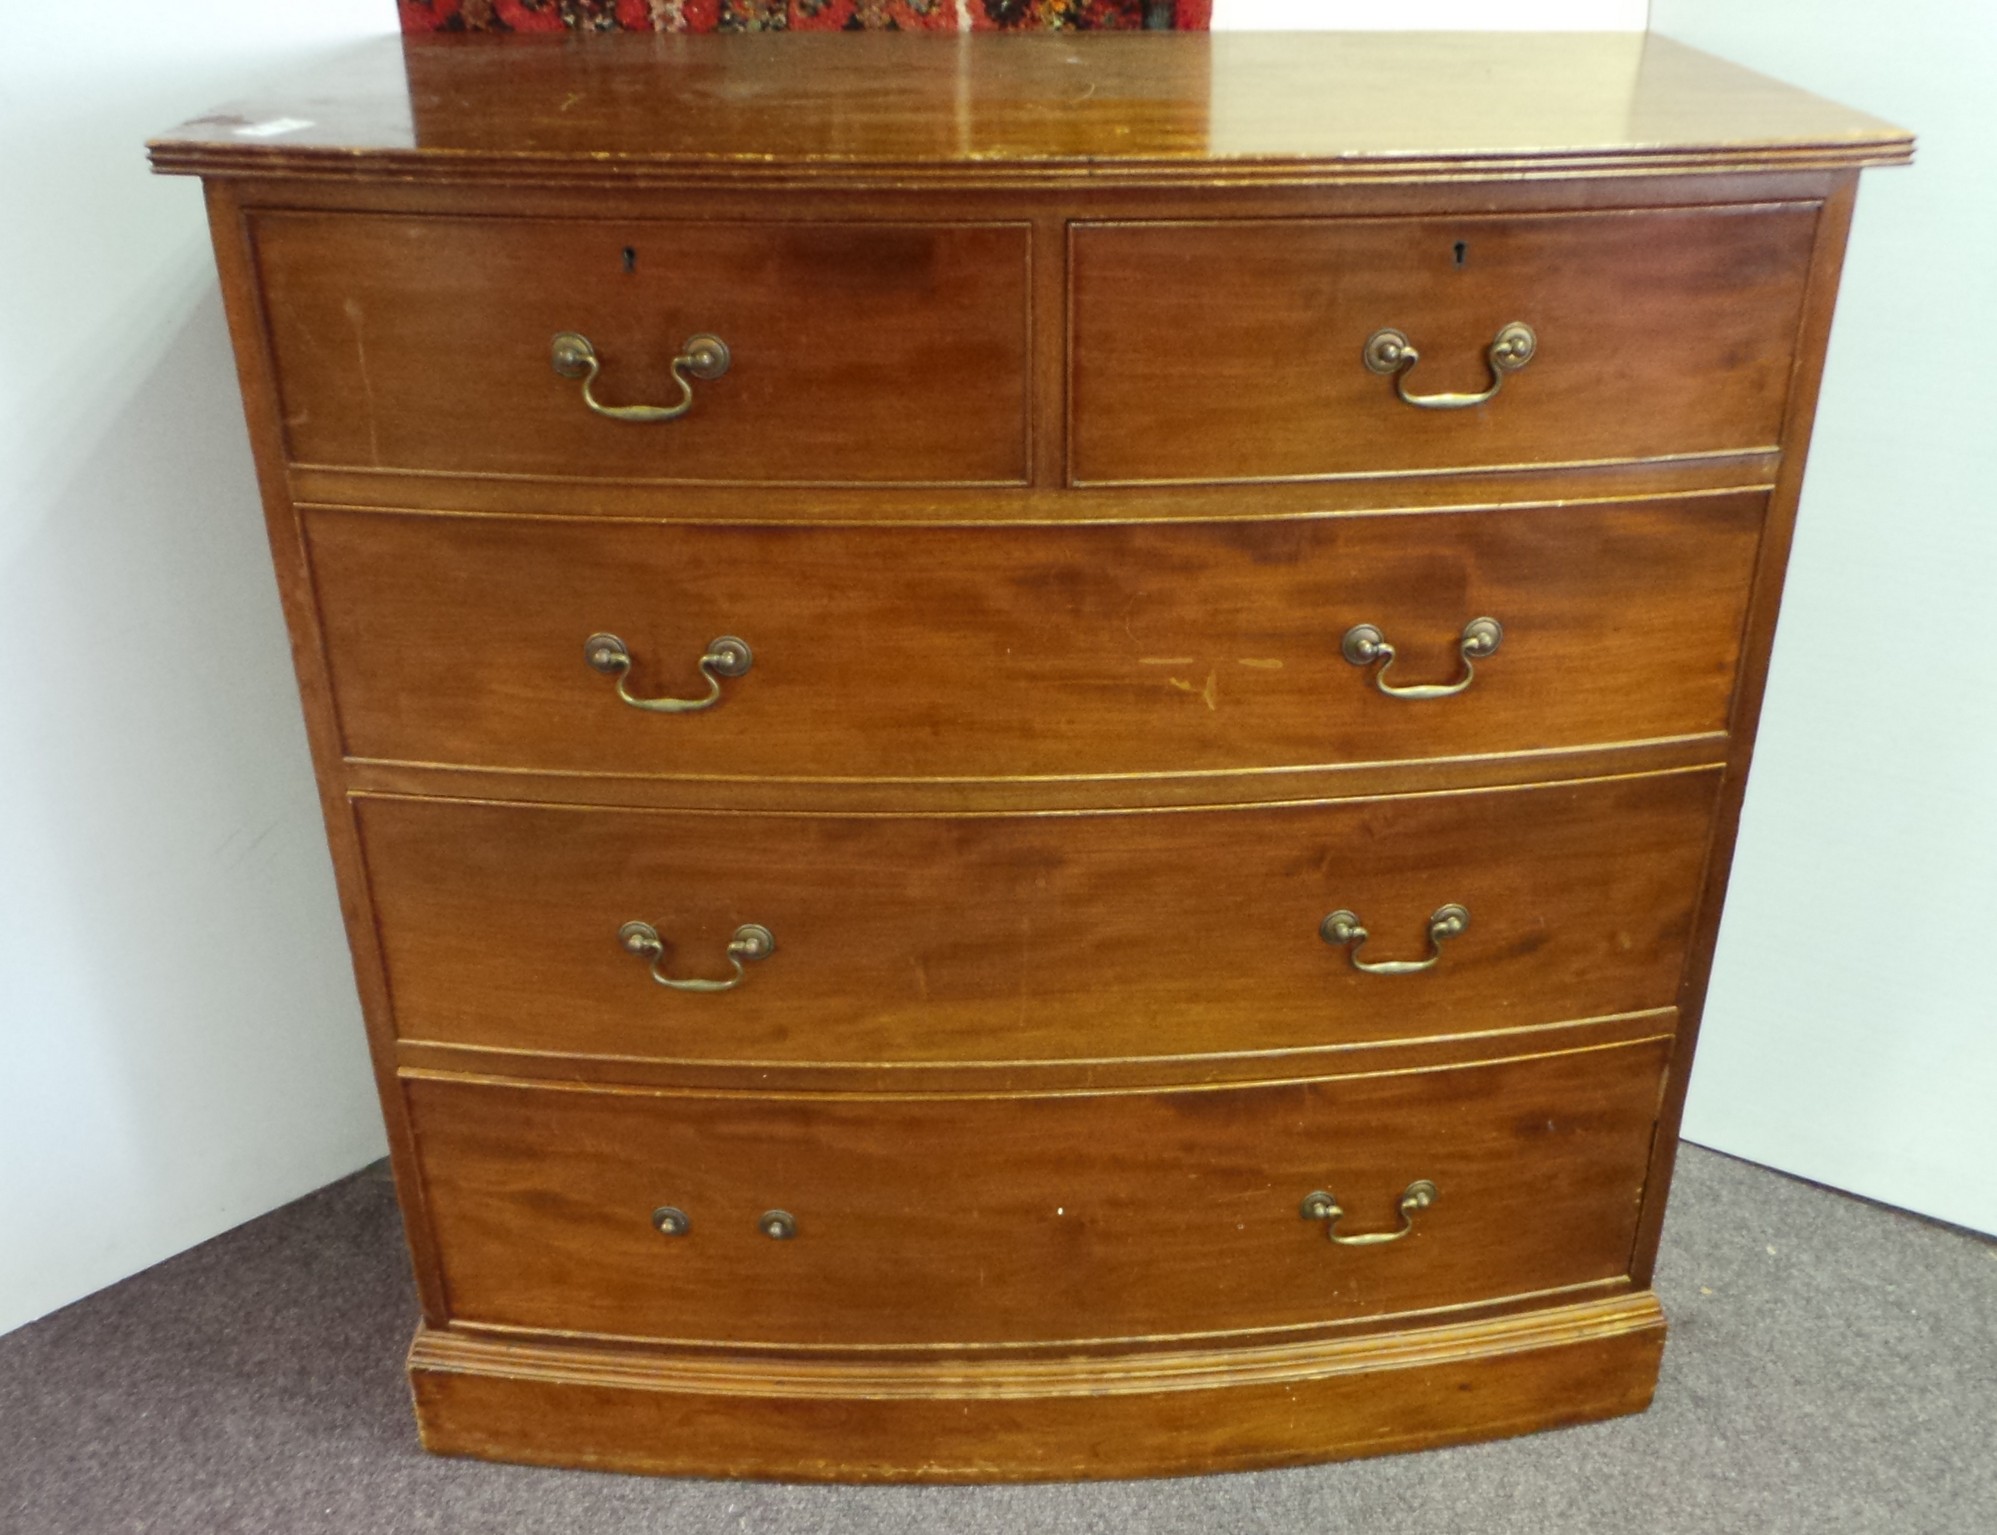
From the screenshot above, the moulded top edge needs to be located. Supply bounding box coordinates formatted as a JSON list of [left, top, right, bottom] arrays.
[[147, 31, 1914, 185]]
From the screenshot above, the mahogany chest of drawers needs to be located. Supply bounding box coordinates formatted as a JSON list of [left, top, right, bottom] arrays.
[[151, 30, 1910, 1481]]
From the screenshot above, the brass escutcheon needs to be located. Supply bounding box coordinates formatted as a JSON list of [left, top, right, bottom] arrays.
[[759, 1210, 798, 1241]]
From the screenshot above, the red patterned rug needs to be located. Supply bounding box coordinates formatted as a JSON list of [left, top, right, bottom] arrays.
[[400, 2, 1211, 32]]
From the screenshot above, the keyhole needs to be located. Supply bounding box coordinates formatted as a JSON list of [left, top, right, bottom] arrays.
[[1453, 240, 1468, 268], [622, 246, 637, 274]]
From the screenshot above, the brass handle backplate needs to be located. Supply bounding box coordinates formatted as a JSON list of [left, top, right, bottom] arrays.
[[619, 921, 774, 993], [1342, 617, 1502, 700], [1301, 1181, 1438, 1246], [586, 632, 752, 714], [551, 330, 730, 423], [1364, 322, 1535, 410], [1321, 904, 1468, 975]]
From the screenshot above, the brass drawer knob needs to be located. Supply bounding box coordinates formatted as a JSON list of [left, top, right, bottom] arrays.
[[651, 1205, 691, 1237], [1301, 1181, 1438, 1246], [1320, 904, 1468, 975], [550, 329, 731, 423], [619, 921, 774, 994], [759, 1210, 797, 1241], [1342, 617, 1502, 699], [1364, 321, 1535, 410], [586, 631, 752, 714]]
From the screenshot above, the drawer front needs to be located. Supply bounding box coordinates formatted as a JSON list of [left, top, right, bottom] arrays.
[[1070, 206, 1817, 483], [253, 214, 1030, 484], [406, 1035, 1671, 1346], [358, 770, 1719, 1064], [308, 496, 1761, 780]]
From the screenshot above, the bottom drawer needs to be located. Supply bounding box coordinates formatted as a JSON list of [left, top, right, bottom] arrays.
[[407, 1032, 1671, 1348]]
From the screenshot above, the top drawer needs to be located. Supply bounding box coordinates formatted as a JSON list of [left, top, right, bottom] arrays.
[[251, 214, 1031, 485], [1070, 205, 1817, 484]]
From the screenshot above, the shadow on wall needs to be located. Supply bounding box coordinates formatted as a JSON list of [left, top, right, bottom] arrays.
[[0, 280, 385, 1335]]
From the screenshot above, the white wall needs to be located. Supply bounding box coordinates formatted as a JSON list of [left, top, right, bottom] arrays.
[[0, 2, 398, 1336], [1646, 2, 1997, 1234]]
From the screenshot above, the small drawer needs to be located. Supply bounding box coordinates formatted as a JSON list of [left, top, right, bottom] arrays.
[[404, 1033, 1672, 1347], [1070, 205, 1817, 483], [356, 769, 1719, 1065], [252, 213, 1030, 484], [306, 494, 1762, 782]]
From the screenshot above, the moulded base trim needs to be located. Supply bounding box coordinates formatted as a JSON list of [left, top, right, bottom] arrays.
[[406, 1292, 1666, 1482]]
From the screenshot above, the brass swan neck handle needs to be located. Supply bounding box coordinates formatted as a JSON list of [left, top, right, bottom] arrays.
[[618, 921, 774, 994], [1364, 322, 1536, 410], [551, 330, 730, 423], [586, 632, 752, 714], [1301, 1181, 1438, 1246], [1342, 617, 1502, 700], [1320, 905, 1468, 975]]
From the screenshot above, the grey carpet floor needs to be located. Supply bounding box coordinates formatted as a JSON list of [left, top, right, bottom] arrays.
[[1, 1146, 1991, 1535]]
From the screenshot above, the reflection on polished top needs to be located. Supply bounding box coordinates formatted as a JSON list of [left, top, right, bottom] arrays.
[[148, 30, 1911, 186]]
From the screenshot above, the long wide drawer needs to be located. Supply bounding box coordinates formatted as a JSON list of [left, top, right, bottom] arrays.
[[252, 214, 1031, 484], [1070, 205, 1818, 483], [357, 769, 1720, 1064], [307, 495, 1762, 781], [405, 1033, 1672, 1347]]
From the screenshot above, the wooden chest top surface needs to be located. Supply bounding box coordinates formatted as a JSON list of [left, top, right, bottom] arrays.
[[149, 30, 1909, 186]]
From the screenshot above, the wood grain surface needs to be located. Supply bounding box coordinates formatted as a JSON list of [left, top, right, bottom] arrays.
[[148, 32, 1910, 186], [408, 1292, 1667, 1480], [253, 213, 1030, 483], [1071, 206, 1818, 483], [1631, 174, 1867, 1290], [357, 770, 1718, 1064], [403, 1033, 1671, 1347], [306, 495, 1763, 782], [391, 1008, 1677, 1098]]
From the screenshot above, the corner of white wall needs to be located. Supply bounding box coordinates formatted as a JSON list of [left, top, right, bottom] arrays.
[[0, 1, 399, 1337], [1649, 0, 1996, 1235]]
